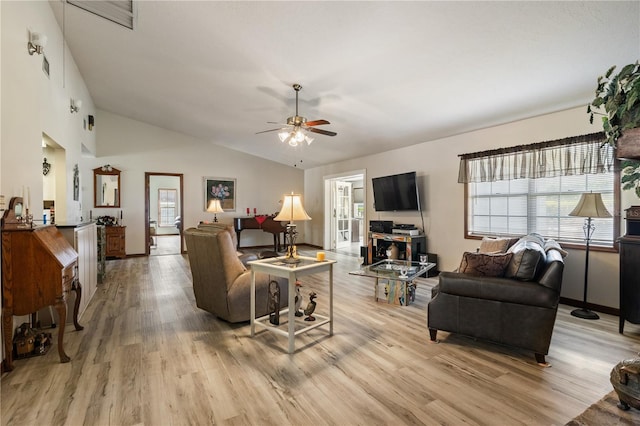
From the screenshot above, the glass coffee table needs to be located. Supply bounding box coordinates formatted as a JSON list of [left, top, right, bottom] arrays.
[[349, 259, 436, 306]]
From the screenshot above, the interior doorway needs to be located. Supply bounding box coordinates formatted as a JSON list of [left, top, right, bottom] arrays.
[[42, 133, 68, 223], [323, 170, 366, 257], [145, 173, 184, 256]]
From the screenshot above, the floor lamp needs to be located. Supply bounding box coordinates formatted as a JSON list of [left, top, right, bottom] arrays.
[[274, 193, 311, 263], [568, 192, 611, 320]]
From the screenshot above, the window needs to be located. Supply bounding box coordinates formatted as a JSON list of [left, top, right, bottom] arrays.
[[460, 133, 618, 247], [158, 189, 177, 227]]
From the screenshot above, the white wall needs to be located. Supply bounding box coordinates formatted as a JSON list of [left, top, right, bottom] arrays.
[[1, 1, 96, 223], [1, 0, 97, 358], [87, 110, 305, 255], [305, 106, 635, 310]]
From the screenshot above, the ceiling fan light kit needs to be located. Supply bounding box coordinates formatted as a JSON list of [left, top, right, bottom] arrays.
[[257, 84, 336, 147]]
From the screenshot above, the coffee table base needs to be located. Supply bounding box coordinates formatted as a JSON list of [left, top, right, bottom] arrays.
[[375, 278, 416, 306]]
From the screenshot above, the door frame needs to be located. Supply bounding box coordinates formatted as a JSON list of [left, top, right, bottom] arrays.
[[145, 172, 185, 255], [323, 169, 366, 251]]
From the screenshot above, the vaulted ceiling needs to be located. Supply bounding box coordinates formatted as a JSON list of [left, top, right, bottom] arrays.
[[51, 1, 640, 169]]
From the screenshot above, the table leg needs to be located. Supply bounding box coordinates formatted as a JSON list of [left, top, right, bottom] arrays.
[[2, 308, 14, 371], [250, 269, 256, 337], [374, 277, 379, 302], [72, 279, 84, 331], [288, 270, 296, 354], [54, 296, 70, 363], [329, 264, 334, 336]]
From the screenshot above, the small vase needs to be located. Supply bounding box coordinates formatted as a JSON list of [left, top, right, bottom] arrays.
[[389, 243, 399, 260]]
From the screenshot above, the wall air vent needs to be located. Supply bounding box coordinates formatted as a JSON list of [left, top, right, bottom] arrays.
[[67, 1, 136, 30], [42, 55, 50, 78]]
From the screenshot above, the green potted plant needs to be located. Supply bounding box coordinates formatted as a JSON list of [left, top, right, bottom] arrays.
[[588, 61, 640, 198], [588, 61, 640, 154]]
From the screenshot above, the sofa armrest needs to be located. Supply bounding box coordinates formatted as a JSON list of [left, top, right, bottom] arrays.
[[537, 249, 564, 292]]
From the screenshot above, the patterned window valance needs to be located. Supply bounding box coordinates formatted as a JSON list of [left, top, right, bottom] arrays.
[[457, 132, 614, 183]]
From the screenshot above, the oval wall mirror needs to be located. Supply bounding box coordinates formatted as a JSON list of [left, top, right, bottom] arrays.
[[94, 166, 121, 208]]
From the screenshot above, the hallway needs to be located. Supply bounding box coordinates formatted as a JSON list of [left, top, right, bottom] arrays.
[[150, 234, 181, 256]]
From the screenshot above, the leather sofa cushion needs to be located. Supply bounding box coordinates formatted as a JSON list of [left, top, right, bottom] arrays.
[[437, 272, 559, 309], [458, 251, 513, 277], [505, 239, 546, 281]]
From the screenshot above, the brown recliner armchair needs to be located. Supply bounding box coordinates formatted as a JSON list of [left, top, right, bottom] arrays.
[[428, 235, 565, 365], [184, 227, 288, 323]]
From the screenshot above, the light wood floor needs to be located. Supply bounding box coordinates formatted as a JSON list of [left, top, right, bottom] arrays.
[[2, 249, 640, 425]]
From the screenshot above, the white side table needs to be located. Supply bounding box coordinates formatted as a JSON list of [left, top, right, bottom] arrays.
[[249, 256, 336, 353]]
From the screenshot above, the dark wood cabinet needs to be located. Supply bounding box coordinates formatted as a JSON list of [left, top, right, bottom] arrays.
[[619, 236, 640, 333], [105, 226, 126, 258]]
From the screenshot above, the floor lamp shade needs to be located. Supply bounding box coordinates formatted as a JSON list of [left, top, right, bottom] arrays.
[[568, 192, 611, 320], [569, 192, 612, 219], [207, 199, 224, 222], [274, 193, 311, 262]]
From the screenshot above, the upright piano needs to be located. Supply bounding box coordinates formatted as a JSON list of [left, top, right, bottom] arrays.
[[2, 197, 83, 371], [234, 215, 287, 252]]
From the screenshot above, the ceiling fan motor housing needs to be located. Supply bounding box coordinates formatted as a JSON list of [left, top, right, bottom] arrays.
[[287, 116, 307, 126]]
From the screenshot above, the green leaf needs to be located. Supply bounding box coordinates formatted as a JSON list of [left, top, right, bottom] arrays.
[[605, 65, 617, 78], [619, 63, 635, 80], [636, 186, 640, 198]]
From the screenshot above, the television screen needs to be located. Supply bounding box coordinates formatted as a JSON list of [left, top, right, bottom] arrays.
[[372, 171, 420, 211]]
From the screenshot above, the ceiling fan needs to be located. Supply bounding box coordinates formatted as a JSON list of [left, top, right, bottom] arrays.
[[256, 84, 337, 147]]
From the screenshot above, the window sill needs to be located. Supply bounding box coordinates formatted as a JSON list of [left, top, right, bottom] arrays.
[[465, 234, 619, 253]]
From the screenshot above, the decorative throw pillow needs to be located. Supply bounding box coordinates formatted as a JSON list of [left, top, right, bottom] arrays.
[[479, 237, 511, 254], [505, 238, 547, 281], [458, 251, 513, 277]]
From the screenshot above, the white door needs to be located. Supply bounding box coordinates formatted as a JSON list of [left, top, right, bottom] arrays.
[[335, 181, 352, 249]]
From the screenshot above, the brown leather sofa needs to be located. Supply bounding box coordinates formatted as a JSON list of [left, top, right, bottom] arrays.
[[427, 235, 565, 365], [184, 226, 288, 323]]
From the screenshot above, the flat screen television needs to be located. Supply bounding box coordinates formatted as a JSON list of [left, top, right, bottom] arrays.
[[372, 171, 420, 212]]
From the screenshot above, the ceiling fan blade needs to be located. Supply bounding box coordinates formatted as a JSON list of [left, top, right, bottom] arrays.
[[255, 127, 285, 134], [305, 119, 330, 127], [307, 127, 337, 137]]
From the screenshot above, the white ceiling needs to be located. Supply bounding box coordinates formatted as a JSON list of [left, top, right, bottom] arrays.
[[51, 1, 640, 169]]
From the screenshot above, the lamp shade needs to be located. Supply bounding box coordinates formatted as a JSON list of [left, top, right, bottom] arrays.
[[207, 199, 224, 213], [274, 193, 311, 222], [569, 192, 612, 218]]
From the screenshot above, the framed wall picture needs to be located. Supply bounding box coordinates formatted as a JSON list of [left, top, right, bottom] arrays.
[[73, 164, 80, 201], [204, 177, 236, 211]]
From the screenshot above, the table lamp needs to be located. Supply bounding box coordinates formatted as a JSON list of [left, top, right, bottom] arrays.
[[274, 193, 311, 263], [207, 199, 224, 223], [568, 192, 611, 320]]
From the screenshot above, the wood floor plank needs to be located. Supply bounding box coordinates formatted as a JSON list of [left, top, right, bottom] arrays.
[[3, 248, 640, 426]]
